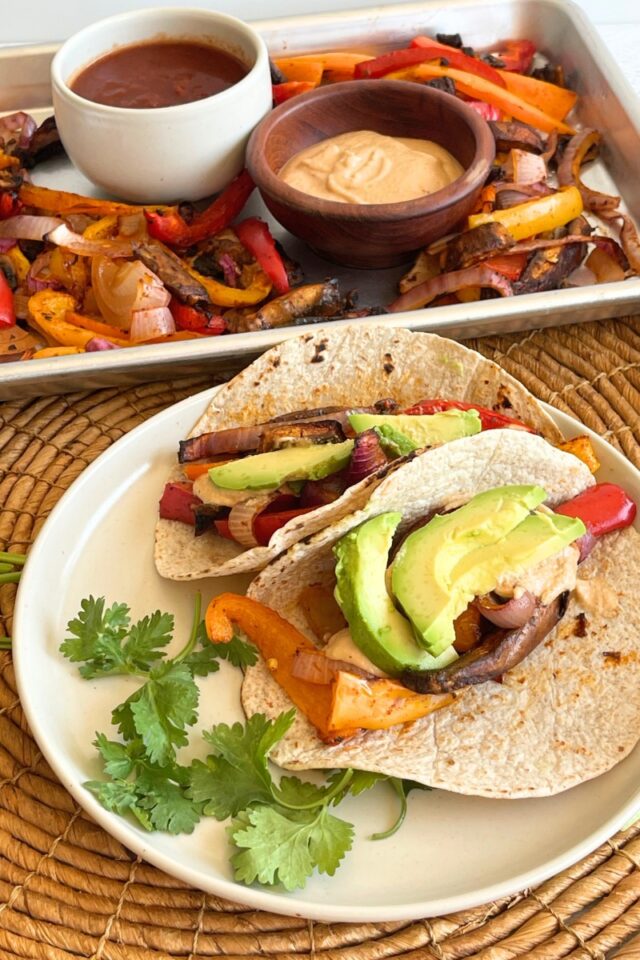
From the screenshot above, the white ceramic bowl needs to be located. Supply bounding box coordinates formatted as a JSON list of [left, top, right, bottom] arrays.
[[51, 7, 272, 203]]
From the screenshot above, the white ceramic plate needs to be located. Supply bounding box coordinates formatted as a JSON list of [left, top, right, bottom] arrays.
[[12, 389, 640, 922]]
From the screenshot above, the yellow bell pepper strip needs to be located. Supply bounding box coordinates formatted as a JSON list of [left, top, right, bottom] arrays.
[[0, 152, 20, 170], [4, 245, 30, 283], [389, 64, 575, 134], [499, 70, 577, 122], [272, 58, 323, 84], [468, 186, 584, 241], [32, 345, 85, 358], [49, 247, 89, 297], [185, 261, 272, 308], [205, 593, 454, 742], [28, 291, 129, 348], [82, 215, 119, 240], [18, 183, 162, 217], [144, 169, 255, 248]]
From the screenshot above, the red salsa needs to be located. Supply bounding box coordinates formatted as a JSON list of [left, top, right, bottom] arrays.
[[71, 39, 249, 109]]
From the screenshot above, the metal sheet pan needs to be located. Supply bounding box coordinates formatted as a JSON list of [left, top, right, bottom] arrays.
[[1, 0, 640, 398]]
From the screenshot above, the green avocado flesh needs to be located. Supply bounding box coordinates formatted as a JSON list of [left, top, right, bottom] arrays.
[[348, 409, 481, 451], [392, 486, 586, 655], [333, 512, 458, 676], [208, 439, 354, 491]]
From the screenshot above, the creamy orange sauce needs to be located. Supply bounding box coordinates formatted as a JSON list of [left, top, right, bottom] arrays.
[[278, 129, 464, 204]]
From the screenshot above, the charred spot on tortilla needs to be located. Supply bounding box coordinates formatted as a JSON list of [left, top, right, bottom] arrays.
[[603, 650, 622, 664], [573, 612, 588, 636]]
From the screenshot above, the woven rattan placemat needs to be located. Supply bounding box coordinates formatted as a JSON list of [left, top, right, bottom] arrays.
[[2, 316, 640, 960]]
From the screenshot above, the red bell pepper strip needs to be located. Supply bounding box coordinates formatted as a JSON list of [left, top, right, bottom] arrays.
[[234, 217, 290, 295], [483, 251, 529, 281], [169, 298, 226, 335], [403, 398, 535, 432], [0, 271, 16, 328], [555, 483, 636, 539], [491, 39, 536, 74], [0, 193, 21, 220], [145, 169, 255, 248], [158, 482, 202, 526], [359, 37, 505, 87], [272, 81, 316, 104], [215, 505, 316, 545]]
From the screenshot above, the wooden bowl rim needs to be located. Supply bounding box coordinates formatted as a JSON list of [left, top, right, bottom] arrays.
[[246, 80, 496, 222]]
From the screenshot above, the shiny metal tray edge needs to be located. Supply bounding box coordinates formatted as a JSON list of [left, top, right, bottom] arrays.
[[1, 0, 639, 398]]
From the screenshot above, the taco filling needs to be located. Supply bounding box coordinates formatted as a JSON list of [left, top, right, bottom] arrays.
[[205, 478, 636, 745], [159, 399, 539, 548]]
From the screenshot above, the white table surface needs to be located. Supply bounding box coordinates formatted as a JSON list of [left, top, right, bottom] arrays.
[[3, 0, 640, 100]]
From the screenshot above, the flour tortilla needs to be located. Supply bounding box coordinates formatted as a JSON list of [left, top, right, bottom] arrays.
[[240, 430, 640, 799], [155, 325, 563, 580]]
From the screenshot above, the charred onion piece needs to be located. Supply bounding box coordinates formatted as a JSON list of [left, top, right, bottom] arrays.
[[389, 265, 513, 312], [258, 420, 346, 452], [475, 590, 536, 629], [513, 216, 590, 295], [489, 120, 544, 154], [599, 211, 640, 273], [443, 222, 514, 271], [193, 503, 226, 537], [19, 116, 65, 168], [224, 279, 342, 333], [557, 129, 620, 214], [401, 591, 569, 693], [134, 240, 210, 305], [343, 429, 388, 487]]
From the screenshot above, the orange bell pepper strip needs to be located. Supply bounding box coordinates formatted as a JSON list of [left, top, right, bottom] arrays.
[[499, 70, 577, 121], [185, 261, 272, 308], [274, 52, 371, 74], [18, 183, 165, 216], [205, 593, 454, 742], [32, 345, 85, 359], [66, 311, 128, 340], [273, 58, 324, 84], [182, 459, 235, 480], [272, 81, 318, 104], [389, 64, 575, 134]]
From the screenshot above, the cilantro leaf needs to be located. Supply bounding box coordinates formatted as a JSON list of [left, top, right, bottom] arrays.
[[85, 778, 154, 831], [112, 662, 199, 765], [274, 775, 332, 809], [190, 711, 295, 818], [230, 805, 353, 890], [60, 597, 174, 679], [93, 733, 143, 779], [342, 769, 388, 798], [180, 624, 257, 677]]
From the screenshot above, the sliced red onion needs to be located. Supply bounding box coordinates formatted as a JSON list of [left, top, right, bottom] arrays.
[[541, 129, 558, 165], [466, 101, 500, 121], [0, 238, 16, 253], [505, 149, 547, 186], [0, 111, 37, 149], [46, 224, 133, 258], [0, 215, 63, 241], [219, 252, 240, 287], [613, 213, 640, 273], [564, 264, 597, 287], [300, 471, 347, 507], [27, 251, 61, 294], [575, 529, 597, 563], [86, 337, 121, 351], [475, 590, 536, 629], [343, 429, 387, 487], [291, 649, 372, 685], [388, 266, 513, 313], [557, 128, 621, 214], [129, 306, 175, 342], [227, 493, 279, 547]]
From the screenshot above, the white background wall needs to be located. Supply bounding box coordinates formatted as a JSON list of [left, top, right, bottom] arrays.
[[2, 0, 638, 43]]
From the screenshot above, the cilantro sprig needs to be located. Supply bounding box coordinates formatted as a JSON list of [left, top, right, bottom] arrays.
[[61, 595, 431, 890]]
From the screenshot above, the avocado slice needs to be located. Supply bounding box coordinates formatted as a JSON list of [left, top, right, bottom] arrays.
[[392, 486, 586, 655], [333, 512, 458, 676], [208, 439, 354, 491], [348, 409, 481, 450]]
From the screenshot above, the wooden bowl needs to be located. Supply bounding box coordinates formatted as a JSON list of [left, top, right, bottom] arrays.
[[246, 80, 495, 269]]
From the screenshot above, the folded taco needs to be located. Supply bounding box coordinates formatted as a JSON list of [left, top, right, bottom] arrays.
[[205, 429, 639, 798], [155, 325, 564, 580]]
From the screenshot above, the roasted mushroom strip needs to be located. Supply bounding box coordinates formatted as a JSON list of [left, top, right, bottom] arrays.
[[513, 216, 590, 294], [133, 239, 210, 304], [489, 120, 545, 154], [224, 279, 342, 333], [444, 222, 515, 271], [401, 591, 569, 693], [258, 420, 346, 452]]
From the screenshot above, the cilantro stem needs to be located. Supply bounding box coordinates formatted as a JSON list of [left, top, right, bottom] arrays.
[[171, 592, 202, 665], [370, 778, 407, 841], [273, 767, 354, 811], [0, 572, 21, 584], [0, 552, 26, 566], [0, 637, 11, 650]]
